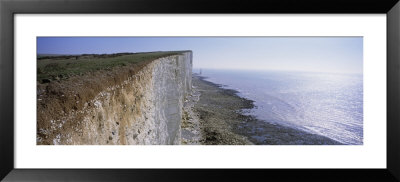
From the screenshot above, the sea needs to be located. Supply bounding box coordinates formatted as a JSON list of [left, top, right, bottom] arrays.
[[199, 69, 363, 145]]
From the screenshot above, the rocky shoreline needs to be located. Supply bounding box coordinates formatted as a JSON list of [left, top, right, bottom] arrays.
[[189, 74, 343, 145]]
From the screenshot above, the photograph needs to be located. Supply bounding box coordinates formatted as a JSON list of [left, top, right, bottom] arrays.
[[36, 37, 363, 145], [2, 0, 398, 180]]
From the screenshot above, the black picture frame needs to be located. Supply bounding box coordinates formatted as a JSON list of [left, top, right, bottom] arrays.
[[1, 0, 399, 181]]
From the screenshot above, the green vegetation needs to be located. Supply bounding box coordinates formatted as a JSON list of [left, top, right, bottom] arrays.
[[37, 51, 189, 82]]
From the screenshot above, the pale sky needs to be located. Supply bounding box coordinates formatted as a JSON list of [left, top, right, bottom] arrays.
[[38, 37, 363, 74]]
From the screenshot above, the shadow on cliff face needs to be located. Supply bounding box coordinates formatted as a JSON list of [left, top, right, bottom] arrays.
[[192, 75, 343, 145]]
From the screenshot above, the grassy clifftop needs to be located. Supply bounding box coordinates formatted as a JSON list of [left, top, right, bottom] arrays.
[[37, 51, 190, 83]]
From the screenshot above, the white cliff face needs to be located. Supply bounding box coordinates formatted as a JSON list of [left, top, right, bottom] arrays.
[[151, 52, 192, 144], [40, 52, 193, 145]]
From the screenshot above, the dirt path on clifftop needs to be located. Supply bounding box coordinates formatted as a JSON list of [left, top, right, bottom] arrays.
[[192, 75, 343, 145]]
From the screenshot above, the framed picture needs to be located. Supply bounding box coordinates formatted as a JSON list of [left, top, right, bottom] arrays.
[[1, 0, 399, 181]]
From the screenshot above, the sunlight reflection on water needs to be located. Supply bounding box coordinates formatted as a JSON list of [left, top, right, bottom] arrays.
[[201, 69, 363, 145]]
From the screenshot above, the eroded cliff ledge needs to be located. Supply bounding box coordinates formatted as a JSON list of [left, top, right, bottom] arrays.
[[37, 51, 192, 145]]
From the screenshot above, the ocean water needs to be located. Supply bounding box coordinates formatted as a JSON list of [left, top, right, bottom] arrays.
[[199, 69, 363, 145]]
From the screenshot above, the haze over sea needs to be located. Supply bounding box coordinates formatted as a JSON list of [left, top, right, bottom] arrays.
[[200, 69, 363, 145]]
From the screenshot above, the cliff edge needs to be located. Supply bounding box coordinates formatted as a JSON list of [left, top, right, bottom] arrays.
[[37, 51, 193, 145]]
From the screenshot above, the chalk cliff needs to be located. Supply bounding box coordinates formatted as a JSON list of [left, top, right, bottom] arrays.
[[37, 51, 192, 145]]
